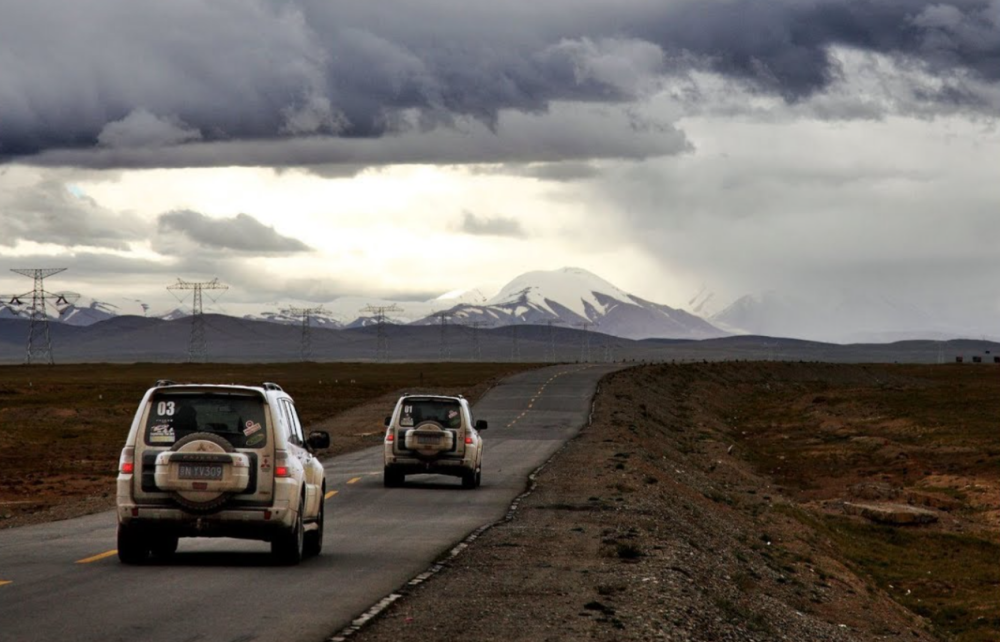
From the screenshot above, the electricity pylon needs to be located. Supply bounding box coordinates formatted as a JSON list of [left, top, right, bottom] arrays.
[[575, 320, 595, 362], [288, 306, 326, 361], [167, 278, 228, 363], [463, 319, 493, 361], [5, 268, 79, 364], [545, 319, 564, 362], [509, 323, 521, 362], [431, 311, 454, 360], [361, 304, 402, 362]]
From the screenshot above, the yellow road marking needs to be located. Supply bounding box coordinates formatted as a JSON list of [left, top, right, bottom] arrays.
[[0, 580, 12, 587], [325, 490, 339, 500], [76, 550, 117, 564], [346, 477, 362, 485]]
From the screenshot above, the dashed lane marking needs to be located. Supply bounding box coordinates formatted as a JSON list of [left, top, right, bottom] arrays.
[[346, 477, 362, 485], [504, 365, 592, 428], [76, 550, 117, 564], [0, 580, 12, 587], [325, 490, 339, 500]]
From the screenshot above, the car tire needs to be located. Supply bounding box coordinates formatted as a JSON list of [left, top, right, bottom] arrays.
[[272, 505, 305, 565], [149, 534, 179, 559], [475, 468, 482, 488], [384, 467, 404, 488], [461, 469, 477, 490], [303, 492, 324, 558], [117, 523, 149, 565]]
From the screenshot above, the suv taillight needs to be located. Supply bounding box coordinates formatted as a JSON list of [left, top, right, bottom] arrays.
[[119, 446, 135, 474], [385, 431, 394, 442], [275, 450, 290, 477]]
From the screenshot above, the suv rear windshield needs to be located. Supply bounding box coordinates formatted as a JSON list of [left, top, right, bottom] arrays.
[[398, 398, 463, 428], [145, 392, 268, 449]]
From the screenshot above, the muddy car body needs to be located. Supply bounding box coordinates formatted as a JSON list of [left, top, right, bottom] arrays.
[[382, 394, 486, 489], [116, 381, 329, 564]]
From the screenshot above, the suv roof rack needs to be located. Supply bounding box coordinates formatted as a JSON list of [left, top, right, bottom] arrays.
[[155, 379, 177, 387], [262, 382, 283, 391]]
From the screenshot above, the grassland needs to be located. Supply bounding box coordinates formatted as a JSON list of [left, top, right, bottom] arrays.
[[0, 362, 537, 525], [721, 363, 1000, 641]]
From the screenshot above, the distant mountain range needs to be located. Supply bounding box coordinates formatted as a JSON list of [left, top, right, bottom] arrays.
[[1, 267, 993, 343], [5, 267, 725, 341]]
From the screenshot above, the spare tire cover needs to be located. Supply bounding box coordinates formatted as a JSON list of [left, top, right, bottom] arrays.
[[404, 421, 456, 458], [168, 432, 235, 513]]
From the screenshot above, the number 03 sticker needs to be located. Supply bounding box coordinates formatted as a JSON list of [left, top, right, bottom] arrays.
[[157, 401, 176, 416]]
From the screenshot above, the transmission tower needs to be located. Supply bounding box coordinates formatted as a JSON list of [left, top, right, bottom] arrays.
[[545, 319, 565, 362], [431, 311, 454, 361], [288, 306, 326, 361], [463, 319, 493, 361], [5, 268, 79, 365], [575, 321, 595, 362], [361, 304, 402, 362], [509, 323, 521, 362], [167, 278, 228, 363]]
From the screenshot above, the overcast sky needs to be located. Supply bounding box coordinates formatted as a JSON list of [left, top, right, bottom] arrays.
[[1, 0, 998, 338]]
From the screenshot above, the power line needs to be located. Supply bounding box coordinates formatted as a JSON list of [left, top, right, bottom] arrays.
[[287, 306, 326, 361], [361, 304, 402, 362], [167, 278, 229, 363], [5, 268, 79, 365]]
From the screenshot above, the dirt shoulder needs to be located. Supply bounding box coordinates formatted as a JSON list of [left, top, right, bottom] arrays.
[[352, 363, 999, 642]]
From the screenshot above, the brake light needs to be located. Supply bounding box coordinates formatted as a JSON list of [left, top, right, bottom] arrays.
[[386, 432, 394, 442], [465, 436, 473, 445], [275, 450, 290, 477], [119, 446, 135, 474]]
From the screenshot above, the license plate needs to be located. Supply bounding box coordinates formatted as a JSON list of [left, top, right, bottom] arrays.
[[417, 435, 440, 445], [178, 464, 223, 480]]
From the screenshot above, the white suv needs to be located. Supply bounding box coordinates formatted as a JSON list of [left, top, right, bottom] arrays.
[[382, 394, 487, 489], [116, 381, 329, 564]]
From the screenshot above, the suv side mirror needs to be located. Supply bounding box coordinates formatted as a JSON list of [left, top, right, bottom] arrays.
[[384, 415, 392, 426], [307, 431, 330, 450], [475, 419, 488, 431]]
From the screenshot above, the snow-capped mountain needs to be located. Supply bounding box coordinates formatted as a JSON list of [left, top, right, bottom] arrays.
[[413, 267, 724, 340], [13, 268, 723, 340]]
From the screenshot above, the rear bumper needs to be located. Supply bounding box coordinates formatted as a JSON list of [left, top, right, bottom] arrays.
[[384, 456, 474, 477], [117, 503, 295, 539]]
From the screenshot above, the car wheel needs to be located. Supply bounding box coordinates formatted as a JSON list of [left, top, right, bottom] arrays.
[[272, 506, 305, 565], [149, 534, 179, 559], [117, 523, 149, 565], [303, 493, 324, 558], [461, 469, 477, 489], [475, 468, 482, 488]]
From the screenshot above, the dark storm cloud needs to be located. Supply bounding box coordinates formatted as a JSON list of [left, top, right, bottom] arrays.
[[458, 211, 526, 238], [0, 179, 148, 248], [156, 211, 311, 253], [1, 0, 997, 167]]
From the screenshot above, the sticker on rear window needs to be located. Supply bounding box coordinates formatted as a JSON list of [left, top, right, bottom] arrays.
[[246, 433, 265, 447], [149, 423, 175, 443], [400, 417, 414, 426], [243, 421, 262, 436]]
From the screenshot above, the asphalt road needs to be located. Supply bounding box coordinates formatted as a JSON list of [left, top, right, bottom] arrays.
[[0, 363, 619, 642]]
